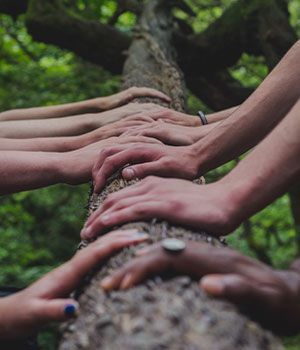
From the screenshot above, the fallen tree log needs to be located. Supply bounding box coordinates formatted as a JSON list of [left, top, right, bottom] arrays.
[[59, 1, 283, 349]]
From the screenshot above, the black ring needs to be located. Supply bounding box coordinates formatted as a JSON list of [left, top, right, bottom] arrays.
[[198, 111, 208, 125]]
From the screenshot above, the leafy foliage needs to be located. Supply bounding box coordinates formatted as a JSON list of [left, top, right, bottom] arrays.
[[0, 1, 299, 348]]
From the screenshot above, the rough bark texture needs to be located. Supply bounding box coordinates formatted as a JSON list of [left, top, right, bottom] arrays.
[[59, 1, 282, 349]]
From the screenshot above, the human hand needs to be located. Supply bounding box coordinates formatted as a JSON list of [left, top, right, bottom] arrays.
[[100, 241, 300, 335], [61, 136, 162, 186], [99, 87, 171, 110], [91, 102, 166, 128], [127, 107, 201, 127], [81, 177, 236, 240], [92, 142, 200, 193], [83, 114, 155, 145], [0, 229, 149, 339], [122, 120, 205, 145]]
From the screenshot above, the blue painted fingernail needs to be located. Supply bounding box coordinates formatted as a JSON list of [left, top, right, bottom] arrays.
[[64, 304, 77, 317]]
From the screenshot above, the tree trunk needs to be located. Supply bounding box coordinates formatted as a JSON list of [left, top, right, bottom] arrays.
[[59, 1, 282, 349]]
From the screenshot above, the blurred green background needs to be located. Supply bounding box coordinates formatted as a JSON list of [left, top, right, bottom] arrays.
[[0, 0, 299, 349]]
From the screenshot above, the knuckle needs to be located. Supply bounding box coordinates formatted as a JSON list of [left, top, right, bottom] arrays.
[[161, 157, 175, 169], [134, 206, 148, 216], [169, 198, 183, 213], [99, 148, 110, 158]]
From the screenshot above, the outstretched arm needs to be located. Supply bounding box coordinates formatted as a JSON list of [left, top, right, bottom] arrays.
[[90, 40, 300, 185], [0, 87, 170, 122], [86, 98, 300, 239], [0, 116, 155, 152], [0, 136, 161, 195], [0, 103, 162, 139], [194, 39, 300, 173]]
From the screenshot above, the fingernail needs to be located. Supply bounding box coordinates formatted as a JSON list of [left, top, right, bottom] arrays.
[[101, 214, 111, 224], [81, 226, 93, 239], [123, 168, 135, 180], [200, 277, 225, 296], [134, 232, 149, 238], [64, 303, 78, 317], [121, 274, 133, 289], [135, 247, 150, 256], [101, 276, 113, 290], [129, 233, 149, 242]]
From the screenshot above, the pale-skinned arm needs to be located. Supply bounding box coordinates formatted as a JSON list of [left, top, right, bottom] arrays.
[[91, 40, 300, 186], [0, 116, 155, 152], [0, 136, 161, 195], [0, 87, 170, 122], [84, 97, 300, 239], [0, 103, 164, 139]]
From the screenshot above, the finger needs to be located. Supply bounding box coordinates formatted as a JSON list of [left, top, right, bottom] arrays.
[[33, 299, 79, 323], [94, 147, 159, 193], [82, 201, 163, 239], [101, 244, 169, 291], [122, 159, 169, 180], [200, 274, 281, 308], [83, 183, 147, 229], [158, 118, 186, 126], [122, 136, 162, 145], [131, 87, 171, 102], [124, 114, 155, 123], [91, 194, 155, 228], [84, 178, 150, 227], [31, 230, 149, 297], [93, 150, 134, 193], [92, 145, 127, 178]]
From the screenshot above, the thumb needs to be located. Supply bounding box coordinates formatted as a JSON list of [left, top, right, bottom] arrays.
[[122, 160, 164, 180], [200, 274, 252, 301], [35, 298, 79, 323]]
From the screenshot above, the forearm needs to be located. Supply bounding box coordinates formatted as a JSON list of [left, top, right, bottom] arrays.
[[193, 40, 300, 173], [0, 114, 97, 138], [0, 97, 105, 122], [0, 105, 152, 139], [0, 135, 88, 152], [206, 106, 238, 124], [218, 98, 300, 225], [0, 151, 65, 194], [190, 122, 221, 143]]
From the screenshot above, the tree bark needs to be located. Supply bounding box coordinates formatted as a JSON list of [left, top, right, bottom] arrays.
[[26, 0, 130, 74], [59, 1, 282, 349]]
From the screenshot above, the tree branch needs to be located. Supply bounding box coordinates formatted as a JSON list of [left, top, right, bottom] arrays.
[[25, 0, 130, 74], [187, 70, 254, 110], [175, 0, 297, 79], [0, 0, 29, 18]]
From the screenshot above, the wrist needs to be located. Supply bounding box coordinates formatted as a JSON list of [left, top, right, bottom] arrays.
[[188, 141, 211, 176], [55, 152, 75, 185], [0, 294, 24, 339], [218, 178, 248, 223], [85, 97, 105, 112]]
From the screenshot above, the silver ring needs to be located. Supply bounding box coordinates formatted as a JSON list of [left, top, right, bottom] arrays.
[[161, 238, 186, 254]]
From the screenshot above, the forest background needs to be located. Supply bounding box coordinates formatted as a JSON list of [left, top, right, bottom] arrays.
[[0, 0, 299, 349]]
